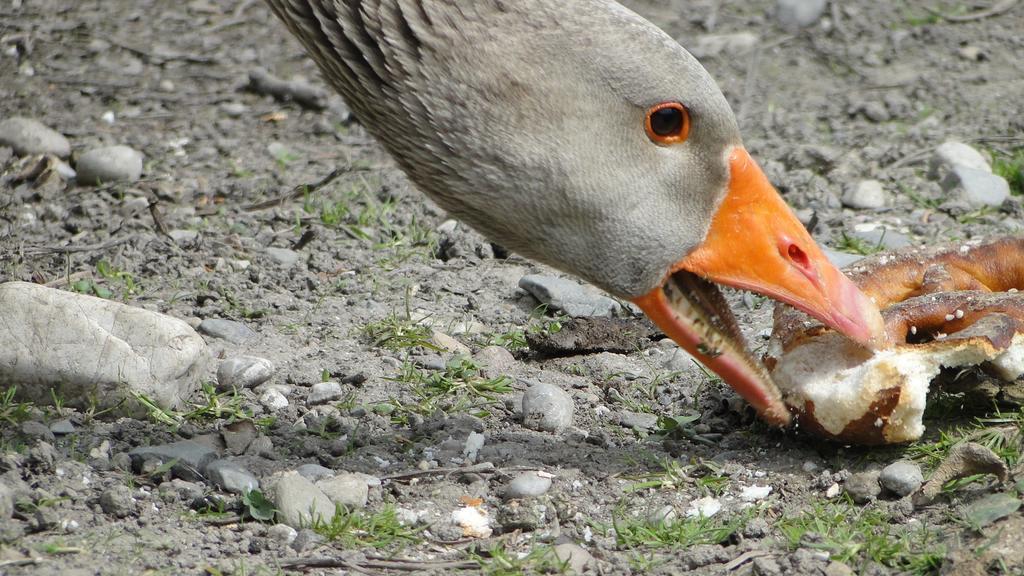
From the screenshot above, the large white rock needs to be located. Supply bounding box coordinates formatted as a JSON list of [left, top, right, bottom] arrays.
[[0, 282, 210, 414]]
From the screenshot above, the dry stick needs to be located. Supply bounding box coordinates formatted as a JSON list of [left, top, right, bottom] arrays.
[[23, 235, 136, 256], [724, 550, 772, 571], [279, 556, 478, 572], [244, 166, 368, 211], [927, 0, 1019, 21]]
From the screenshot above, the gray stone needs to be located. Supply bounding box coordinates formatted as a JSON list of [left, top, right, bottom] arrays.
[[619, 411, 659, 432], [552, 542, 594, 574], [518, 275, 621, 318], [878, 460, 923, 497], [505, 472, 552, 499], [473, 346, 517, 376], [198, 318, 257, 344], [206, 460, 259, 495], [267, 471, 336, 528], [158, 479, 204, 503], [0, 282, 209, 415], [932, 140, 991, 175], [945, 165, 1011, 208], [217, 356, 274, 391], [0, 482, 13, 520], [308, 381, 344, 404], [260, 389, 289, 410], [265, 247, 300, 267], [859, 101, 890, 123], [296, 463, 335, 482], [844, 471, 881, 504], [129, 440, 218, 481], [775, 0, 827, 31], [167, 230, 198, 246], [75, 145, 144, 184], [842, 180, 887, 210], [49, 419, 75, 435], [824, 562, 856, 576], [521, 382, 574, 433], [850, 228, 912, 251], [267, 523, 297, 545], [689, 32, 759, 59], [222, 421, 258, 455], [316, 473, 368, 509], [99, 485, 136, 518], [20, 421, 55, 442], [290, 528, 325, 552], [824, 249, 865, 270], [0, 117, 70, 157]]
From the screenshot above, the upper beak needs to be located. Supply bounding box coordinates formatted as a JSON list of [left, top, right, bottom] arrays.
[[632, 146, 887, 426]]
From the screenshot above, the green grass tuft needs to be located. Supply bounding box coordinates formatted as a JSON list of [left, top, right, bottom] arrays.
[[313, 505, 423, 549]]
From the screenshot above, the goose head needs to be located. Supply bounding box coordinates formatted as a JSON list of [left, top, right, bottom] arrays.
[[265, 0, 887, 426]]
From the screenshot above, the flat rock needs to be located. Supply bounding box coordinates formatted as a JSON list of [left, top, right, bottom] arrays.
[[931, 140, 991, 175], [49, 420, 75, 435], [518, 274, 621, 318], [944, 165, 1011, 208], [217, 356, 274, 391], [316, 473, 368, 509], [619, 411, 659, 431], [296, 463, 335, 482], [879, 460, 923, 497], [521, 382, 574, 433], [842, 180, 887, 210], [775, 0, 827, 31], [197, 318, 257, 344], [0, 282, 209, 414], [206, 459, 259, 494], [129, 440, 218, 481], [76, 145, 144, 184], [267, 471, 336, 528], [0, 117, 70, 157], [308, 381, 343, 404], [504, 472, 552, 499]]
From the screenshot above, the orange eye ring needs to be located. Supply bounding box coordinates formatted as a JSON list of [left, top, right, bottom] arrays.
[[645, 102, 691, 145]]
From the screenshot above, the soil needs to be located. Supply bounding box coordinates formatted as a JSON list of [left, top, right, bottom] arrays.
[[2, 0, 1023, 575]]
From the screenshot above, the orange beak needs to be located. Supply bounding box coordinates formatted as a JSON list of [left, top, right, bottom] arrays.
[[633, 147, 886, 426]]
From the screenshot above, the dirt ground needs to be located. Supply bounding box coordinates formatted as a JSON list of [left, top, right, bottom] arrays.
[[2, 0, 1024, 574]]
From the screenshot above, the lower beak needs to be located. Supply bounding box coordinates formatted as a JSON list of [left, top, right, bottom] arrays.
[[632, 147, 887, 425]]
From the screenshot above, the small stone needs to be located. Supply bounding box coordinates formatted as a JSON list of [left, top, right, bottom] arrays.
[[167, 230, 198, 246], [850, 227, 912, 251], [296, 463, 335, 482], [246, 436, 276, 458], [430, 330, 471, 355], [686, 496, 722, 518], [518, 275, 621, 318], [265, 247, 300, 267], [619, 411, 659, 432], [290, 528, 325, 552], [75, 145, 144, 184], [463, 431, 485, 462], [824, 249, 865, 269], [945, 165, 1011, 208], [775, 0, 826, 31], [49, 420, 75, 435], [316, 473, 368, 509], [878, 460, 923, 497], [0, 482, 13, 520], [958, 45, 985, 61], [752, 556, 785, 576], [217, 356, 274, 391], [221, 420, 258, 455], [859, 101, 890, 123], [842, 180, 887, 210], [20, 421, 55, 442], [552, 542, 594, 574], [206, 460, 259, 495], [647, 505, 677, 525], [267, 471, 336, 528], [260, 389, 289, 410], [740, 485, 773, 502], [474, 346, 517, 375], [932, 140, 992, 175], [824, 561, 856, 576], [220, 102, 249, 117], [505, 472, 553, 499], [267, 523, 298, 545], [521, 382, 574, 433], [0, 117, 70, 157], [308, 381, 344, 404], [197, 318, 257, 344], [844, 471, 881, 504], [99, 485, 136, 518], [129, 440, 218, 482]]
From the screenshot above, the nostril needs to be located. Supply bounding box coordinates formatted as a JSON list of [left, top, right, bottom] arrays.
[[787, 243, 810, 271]]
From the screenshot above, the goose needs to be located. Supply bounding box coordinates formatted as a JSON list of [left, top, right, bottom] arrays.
[[262, 0, 886, 426]]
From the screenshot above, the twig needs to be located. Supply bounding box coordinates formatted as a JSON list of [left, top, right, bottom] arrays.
[[244, 166, 367, 211], [725, 550, 772, 571], [23, 235, 136, 256], [380, 462, 498, 482], [279, 556, 478, 572], [0, 558, 45, 568], [926, 0, 1018, 21], [108, 37, 215, 65], [246, 68, 328, 111]]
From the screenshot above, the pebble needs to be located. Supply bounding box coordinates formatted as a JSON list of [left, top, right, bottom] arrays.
[[844, 471, 881, 504], [290, 528, 325, 552], [932, 140, 991, 175], [824, 561, 856, 576], [0, 117, 70, 157], [206, 460, 259, 495], [850, 228, 912, 250], [552, 542, 594, 574], [504, 472, 553, 499], [0, 482, 13, 520], [267, 523, 298, 545], [267, 471, 336, 528], [521, 382, 574, 433], [265, 247, 300, 267], [129, 440, 218, 482], [647, 505, 677, 525], [99, 485, 136, 518], [824, 249, 865, 269], [945, 165, 1011, 208], [316, 473, 368, 509], [430, 330, 471, 355], [308, 381, 344, 404], [878, 460, 923, 497], [518, 274, 621, 318], [841, 180, 887, 210], [473, 346, 516, 375], [0, 282, 209, 414], [49, 420, 75, 435], [858, 101, 890, 123], [217, 356, 274, 391], [740, 485, 773, 502], [260, 389, 289, 410], [296, 463, 335, 482], [619, 411, 659, 432], [775, 0, 826, 31], [75, 145, 144, 184], [168, 230, 198, 246], [21, 421, 55, 442], [197, 318, 257, 344]]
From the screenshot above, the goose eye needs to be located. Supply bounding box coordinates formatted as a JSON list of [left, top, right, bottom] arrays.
[[645, 102, 691, 145]]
